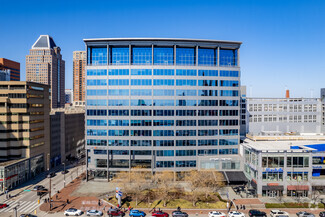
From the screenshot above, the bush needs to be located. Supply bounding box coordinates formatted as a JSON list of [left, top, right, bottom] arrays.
[[265, 203, 323, 209]]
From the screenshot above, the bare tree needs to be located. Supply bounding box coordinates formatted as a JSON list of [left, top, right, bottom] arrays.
[[185, 170, 203, 207], [155, 171, 175, 206], [200, 170, 225, 199]]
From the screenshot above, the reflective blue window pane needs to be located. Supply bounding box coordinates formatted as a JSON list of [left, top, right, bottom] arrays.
[[87, 89, 107, 96], [87, 69, 107, 76], [131, 110, 152, 116], [131, 69, 152, 75], [108, 89, 129, 96], [108, 130, 129, 136], [88, 47, 107, 65], [87, 139, 107, 146], [198, 70, 218, 77], [176, 150, 196, 156], [87, 129, 107, 136], [220, 100, 239, 106], [87, 119, 107, 126], [132, 47, 152, 65], [198, 100, 218, 106], [219, 129, 238, 135], [153, 89, 174, 96], [154, 140, 174, 146], [176, 100, 197, 106], [131, 79, 152, 86], [108, 120, 129, 126], [153, 79, 174, 86], [198, 80, 217, 86], [130, 99, 152, 106], [156, 161, 174, 168], [131, 140, 152, 146], [220, 49, 238, 66], [153, 100, 174, 106], [109, 140, 129, 146], [130, 130, 152, 136], [198, 48, 215, 66], [198, 90, 218, 96], [176, 90, 197, 96], [219, 149, 238, 155], [109, 79, 129, 86], [108, 99, 129, 106], [220, 80, 239, 87], [176, 47, 195, 65], [87, 79, 107, 86], [156, 150, 174, 156], [176, 160, 196, 167], [176, 80, 196, 86], [87, 109, 107, 116], [87, 99, 107, 106], [220, 70, 239, 77], [219, 139, 238, 146], [153, 120, 174, 126], [109, 69, 129, 76], [220, 90, 239, 96], [176, 140, 196, 146], [110, 47, 129, 65], [131, 120, 152, 126], [108, 110, 129, 116], [154, 47, 174, 65], [176, 130, 196, 136], [153, 130, 174, 136], [153, 69, 174, 76], [176, 69, 197, 76], [198, 149, 219, 156], [198, 140, 218, 146], [130, 89, 152, 96]]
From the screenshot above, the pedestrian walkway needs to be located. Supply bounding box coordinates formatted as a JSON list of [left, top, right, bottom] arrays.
[[0, 200, 41, 214]]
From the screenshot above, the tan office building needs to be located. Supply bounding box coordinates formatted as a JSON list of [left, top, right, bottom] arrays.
[[0, 81, 50, 191], [26, 35, 65, 108], [73, 51, 86, 104]]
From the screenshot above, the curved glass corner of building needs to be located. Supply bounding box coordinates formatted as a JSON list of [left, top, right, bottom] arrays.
[[85, 38, 242, 177]]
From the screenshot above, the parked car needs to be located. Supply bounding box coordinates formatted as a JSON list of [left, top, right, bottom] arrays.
[[129, 210, 146, 217], [62, 170, 69, 174], [152, 210, 169, 217], [297, 212, 315, 217], [47, 172, 56, 178], [172, 211, 188, 217], [19, 215, 37, 217], [270, 210, 289, 217], [87, 209, 103, 216], [0, 203, 8, 209], [64, 208, 83, 216], [33, 185, 44, 191], [228, 211, 245, 217], [320, 212, 325, 217], [209, 211, 226, 217], [108, 208, 126, 217], [248, 210, 267, 217]]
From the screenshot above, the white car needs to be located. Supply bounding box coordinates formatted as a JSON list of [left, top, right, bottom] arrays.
[[270, 210, 289, 217], [64, 208, 83, 216], [209, 211, 226, 217], [228, 211, 245, 217], [87, 209, 103, 216]]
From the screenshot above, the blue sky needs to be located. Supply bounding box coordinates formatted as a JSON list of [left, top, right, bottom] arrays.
[[0, 0, 324, 97]]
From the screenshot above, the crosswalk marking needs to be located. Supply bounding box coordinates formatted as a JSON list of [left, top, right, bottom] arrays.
[[0, 200, 41, 213]]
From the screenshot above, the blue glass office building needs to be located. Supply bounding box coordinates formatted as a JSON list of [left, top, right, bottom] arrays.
[[84, 38, 242, 180]]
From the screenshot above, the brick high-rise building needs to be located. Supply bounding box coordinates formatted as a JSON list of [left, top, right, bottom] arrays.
[[0, 58, 20, 81], [73, 51, 86, 103], [26, 35, 65, 108]]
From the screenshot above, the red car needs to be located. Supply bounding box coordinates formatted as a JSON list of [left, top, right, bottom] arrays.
[[0, 203, 8, 209], [152, 211, 169, 217], [107, 208, 125, 217]]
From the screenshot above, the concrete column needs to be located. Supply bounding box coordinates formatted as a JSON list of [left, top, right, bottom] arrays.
[[257, 151, 263, 197]]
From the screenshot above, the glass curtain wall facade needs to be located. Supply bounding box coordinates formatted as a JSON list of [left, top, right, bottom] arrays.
[[84, 38, 241, 178]]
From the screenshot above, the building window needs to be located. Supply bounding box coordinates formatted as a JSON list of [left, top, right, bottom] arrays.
[[198, 48, 216, 66], [154, 47, 174, 65], [176, 47, 195, 65], [132, 47, 152, 65]]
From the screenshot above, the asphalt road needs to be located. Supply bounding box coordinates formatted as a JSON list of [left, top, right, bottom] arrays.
[[0, 164, 84, 217]]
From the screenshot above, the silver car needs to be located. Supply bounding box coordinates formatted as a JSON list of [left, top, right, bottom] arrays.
[[87, 209, 103, 216]]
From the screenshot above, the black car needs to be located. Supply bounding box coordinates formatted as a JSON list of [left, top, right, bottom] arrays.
[[320, 212, 325, 217], [37, 187, 48, 196], [47, 172, 55, 178], [62, 170, 69, 174], [172, 211, 188, 217], [33, 185, 44, 191], [248, 210, 267, 217]]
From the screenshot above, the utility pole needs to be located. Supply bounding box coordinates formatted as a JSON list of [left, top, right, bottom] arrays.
[[63, 162, 66, 188], [13, 201, 20, 217]]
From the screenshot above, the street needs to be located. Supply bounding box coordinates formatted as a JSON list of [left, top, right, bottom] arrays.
[[0, 164, 84, 217]]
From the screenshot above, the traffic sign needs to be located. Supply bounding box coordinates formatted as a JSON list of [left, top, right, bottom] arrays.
[[24, 189, 31, 192]]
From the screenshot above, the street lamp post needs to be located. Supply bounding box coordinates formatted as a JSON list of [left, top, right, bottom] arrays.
[[63, 162, 66, 188]]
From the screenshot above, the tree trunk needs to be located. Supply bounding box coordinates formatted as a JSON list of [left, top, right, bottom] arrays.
[[206, 192, 208, 199]]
